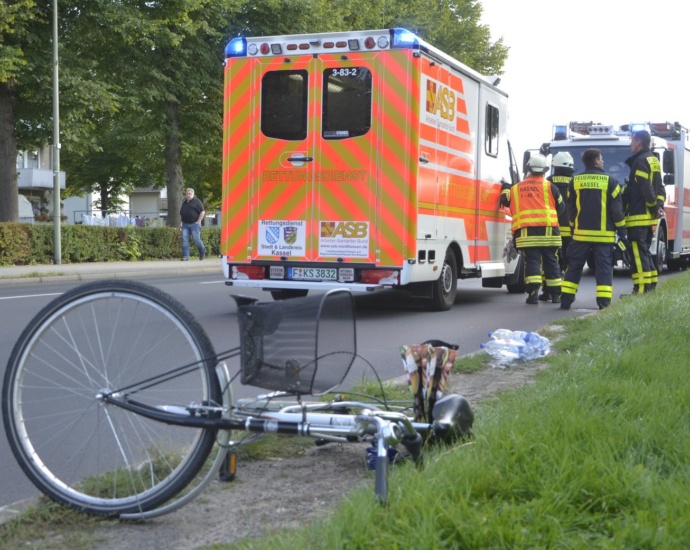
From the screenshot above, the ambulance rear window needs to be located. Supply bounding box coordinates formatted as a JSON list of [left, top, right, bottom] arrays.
[[261, 70, 308, 141], [322, 67, 372, 139]]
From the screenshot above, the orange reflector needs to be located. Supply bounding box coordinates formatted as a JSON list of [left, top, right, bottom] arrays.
[[335, 41, 347, 48], [323, 41, 334, 48], [286, 44, 297, 51], [298, 43, 310, 50], [219, 450, 237, 482]]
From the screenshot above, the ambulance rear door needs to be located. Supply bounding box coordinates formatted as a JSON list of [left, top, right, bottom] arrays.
[[249, 53, 381, 279]]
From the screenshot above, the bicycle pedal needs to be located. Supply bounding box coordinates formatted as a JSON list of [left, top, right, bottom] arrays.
[[219, 449, 237, 482]]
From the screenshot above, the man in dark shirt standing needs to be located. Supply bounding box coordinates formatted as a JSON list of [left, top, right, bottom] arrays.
[[180, 188, 207, 261]]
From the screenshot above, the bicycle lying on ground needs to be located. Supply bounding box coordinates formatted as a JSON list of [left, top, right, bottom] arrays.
[[2, 280, 474, 520]]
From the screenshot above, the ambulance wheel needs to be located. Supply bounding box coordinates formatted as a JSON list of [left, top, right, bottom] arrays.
[[426, 250, 457, 311], [270, 289, 309, 300]]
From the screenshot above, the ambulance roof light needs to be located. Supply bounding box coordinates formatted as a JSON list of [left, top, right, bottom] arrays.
[[553, 125, 568, 140], [390, 28, 419, 49], [225, 37, 247, 58], [630, 123, 647, 132]]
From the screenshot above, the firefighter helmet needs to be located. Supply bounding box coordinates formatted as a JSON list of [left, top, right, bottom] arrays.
[[552, 152, 574, 169], [527, 154, 548, 174]]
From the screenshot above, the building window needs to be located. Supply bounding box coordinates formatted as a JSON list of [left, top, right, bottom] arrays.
[[16, 153, 24, 170], [28, 150, 39, 169]]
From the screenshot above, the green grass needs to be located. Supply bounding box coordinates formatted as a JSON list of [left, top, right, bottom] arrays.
[[219, 272, 690, 549]]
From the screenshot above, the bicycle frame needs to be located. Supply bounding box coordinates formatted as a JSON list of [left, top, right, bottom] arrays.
[[106, 361, 428, 520]]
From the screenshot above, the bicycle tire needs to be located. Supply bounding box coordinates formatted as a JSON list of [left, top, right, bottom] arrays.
[[2, 279, 221, 516]]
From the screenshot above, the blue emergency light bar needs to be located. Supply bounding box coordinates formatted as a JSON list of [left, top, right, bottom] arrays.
[[553, 125, 568, 140], [225, 37, 247, 58], [389, 28, 420, 49], [630, 123, 647, 132]]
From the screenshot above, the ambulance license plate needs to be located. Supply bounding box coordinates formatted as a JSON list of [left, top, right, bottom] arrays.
[[289, 267, 337, 281]]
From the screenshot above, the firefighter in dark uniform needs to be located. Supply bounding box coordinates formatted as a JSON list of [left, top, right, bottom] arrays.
[[623, 129, 665, 294], [500, 154, 564, 305], [560, 148, 626, 310], [539, 151, 575, 301]]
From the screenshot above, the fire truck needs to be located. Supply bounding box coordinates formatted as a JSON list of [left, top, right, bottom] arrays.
[[221, 29, 523, 310], [531, 121, 690, 271]]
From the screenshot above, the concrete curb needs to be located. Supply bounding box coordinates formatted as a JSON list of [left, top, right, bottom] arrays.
[[0, 497, 37, 526], [0, 264, 221, 286]]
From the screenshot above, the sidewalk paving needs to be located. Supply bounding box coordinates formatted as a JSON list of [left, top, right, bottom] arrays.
[[0, 257, 222, 286]]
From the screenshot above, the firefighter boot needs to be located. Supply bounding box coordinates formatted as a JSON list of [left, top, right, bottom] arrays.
[[550, 288, 561, 304], [620, 286, 642, 299], [597, 299, 611, 310], [538, 279, 550, 301], [526, 285, 539, 305], [560, 294, 574, 310]]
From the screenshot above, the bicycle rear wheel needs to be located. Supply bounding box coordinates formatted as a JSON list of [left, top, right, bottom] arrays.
[[2, 279, 221, 516]]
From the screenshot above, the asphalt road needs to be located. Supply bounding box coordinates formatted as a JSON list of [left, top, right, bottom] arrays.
[[0, 266, 666, 510]]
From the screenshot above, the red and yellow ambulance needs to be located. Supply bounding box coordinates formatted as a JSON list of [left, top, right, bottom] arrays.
[[222, 28, 523, 310]]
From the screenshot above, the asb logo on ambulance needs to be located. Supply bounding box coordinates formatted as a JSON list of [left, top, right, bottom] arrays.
[[423, 75, 456, 133], [319, 221, 370, 258]]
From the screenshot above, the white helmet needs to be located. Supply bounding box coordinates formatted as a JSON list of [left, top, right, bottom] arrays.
[[527, 154, 548, 174], [552, 151, 574, 169]]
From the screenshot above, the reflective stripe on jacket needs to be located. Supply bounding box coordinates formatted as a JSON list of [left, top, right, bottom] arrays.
[[509, 175, 560, 231], [505, 175, 563, 248], [568, 169, 625, 243], [623, 149, 661, 228], [548, 174, 573, 237]]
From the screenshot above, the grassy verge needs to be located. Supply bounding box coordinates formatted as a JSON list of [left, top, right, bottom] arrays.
[[221, 272, 690, 549]]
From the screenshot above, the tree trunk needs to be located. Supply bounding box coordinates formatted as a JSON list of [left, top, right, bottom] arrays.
[[0, 81, 19, 222], [165, 100, 183, 228], [99, 182, 110, 215]]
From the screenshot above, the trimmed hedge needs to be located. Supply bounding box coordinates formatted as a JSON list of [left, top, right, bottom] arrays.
[[0, 223, 221, 266]]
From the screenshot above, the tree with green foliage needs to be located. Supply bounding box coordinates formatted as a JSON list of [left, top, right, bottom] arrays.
[[331, 0, 508, 75], [1, 1, 120, 223], [77, 0, 243, 227], [0, 1, 45, 222], [2, 0, 507, 226]]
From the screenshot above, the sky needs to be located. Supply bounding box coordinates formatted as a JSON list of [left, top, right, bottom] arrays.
[[479, 0, 690, 161]]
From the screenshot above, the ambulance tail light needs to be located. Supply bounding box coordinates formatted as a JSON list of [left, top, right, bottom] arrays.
[[225, 37, 247, 58], [390, 28, 419, 49], [232, 265, 266, 280], [361, 269, 399, 285]]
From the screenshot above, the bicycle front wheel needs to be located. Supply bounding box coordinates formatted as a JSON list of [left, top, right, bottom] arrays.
[[2, 279, 221, 516]]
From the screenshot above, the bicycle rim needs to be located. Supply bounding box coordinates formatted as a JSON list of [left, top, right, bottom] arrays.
[[2, 280, 221, 516]]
